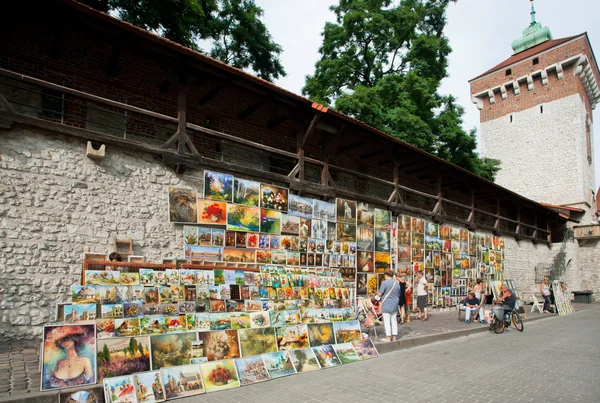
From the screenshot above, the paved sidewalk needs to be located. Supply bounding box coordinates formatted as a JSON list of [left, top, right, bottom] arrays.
[[0, 303, 594, 401]]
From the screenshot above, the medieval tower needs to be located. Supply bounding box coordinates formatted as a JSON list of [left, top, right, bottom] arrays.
[[470, 1, 600, 223]]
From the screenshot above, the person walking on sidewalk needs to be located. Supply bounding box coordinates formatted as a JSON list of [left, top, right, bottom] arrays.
[[462, 292, 485, 324], [376, 270, 401, 342], [397, 275, 409, 324], [416, 271, 429, 321], [540, 278, 552, 313]]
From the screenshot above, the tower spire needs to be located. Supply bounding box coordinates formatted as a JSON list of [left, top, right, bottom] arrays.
[[511, 0, 552, 54], [530, 0, 536, 25]]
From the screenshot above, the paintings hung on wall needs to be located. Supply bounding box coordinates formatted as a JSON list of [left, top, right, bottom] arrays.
[[336, 198, 357, 223], [288, 194, 313, 218], [41, 324, 97, 391], [281, 214, 300, 235], [260, 209, 282, 234], [161, 364, 205, 399], [226, 204, 260, 232], [197, 200, 227, 225], [260, 184, 288, 212], [168, 188, 198, 224], [233, 178, 260, 206], [312, 200, 335, 221], [204, 171, 233, 202], [235, 356, 270, 386], [97, 336, 151, 380], [200, 359, 240, 393], [357, 202, 374, 228], [150, 332, 196, 370]]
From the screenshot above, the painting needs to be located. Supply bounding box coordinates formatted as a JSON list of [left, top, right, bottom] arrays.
[[230, 313, 251, 329], [357, 202, 374, 228], [168, 188, 197, 223], [197, 200, 227, 225], [357, 251, 374, 273], [96, 319, 115, 339], [262, 351, 296, 379], [276, 324, 309, 350], [204, 171, 233, 202], [161, 364, 204, 399], [311, 345, 342, 368], [398, 215, 411, 231], [281, 214, 300, 235], [41, 324, 96, 391], [425, 222, 439, 238], [311, 219, 328, 240], [288, 194, 313, 218], [259, 234, 270, 249], [260, 208, 282, 234], [299, 218, 311, 238], [233, 178, 260, 206], [238, 328, 278, 357], [184, 245, 223, 261], [114, 319, 140, 338], [235, 356, 270, 386], [226, 204, 260, 232], [65, 304, 97, 322], [332, 320, 361, 343], [336, 223, 357, 242], [200, 359, 240, 393], [196, 330, 240, 361], [246, 233, 259, 248], [374, 230, 391, 252], [312, 199, 336, 221], [307, 323, 335, 347], [351, 339, 379, 360], [260, 184, 288, 212], [71, 286, 99, 305], [85, 270, 120, 286], [59, 387, 104, 403], [333, 343, 360, 364], [288, 348, 321, 373], [374, 252, 391, 272], [150, 332, 196, 370], [374, 208, 391, 231], [104, 375, 136, 403], [336, 198, 356, 223], [223, 248, 256, 263], [250, 311, 270, 328], [133, 370, 166, 403], [97, 336, 150, 380]]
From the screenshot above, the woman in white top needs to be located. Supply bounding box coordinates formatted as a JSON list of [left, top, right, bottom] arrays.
[[540, 278, 552, 313]]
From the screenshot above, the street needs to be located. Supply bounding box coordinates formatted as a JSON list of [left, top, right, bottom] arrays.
[[178, 307, 600, 403]]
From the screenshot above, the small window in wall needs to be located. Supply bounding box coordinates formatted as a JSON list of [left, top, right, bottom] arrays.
[[533, 57, 539, 65], [540, 105, 544, 114], [510, 114, 513, 123], [505, 68, 512, 76]]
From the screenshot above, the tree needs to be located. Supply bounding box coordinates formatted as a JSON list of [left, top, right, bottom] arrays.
[[138, 342, 144, 357], [79, 0, 285, 81], [303, 0, 500, 180], [101, 343, 110, 362]]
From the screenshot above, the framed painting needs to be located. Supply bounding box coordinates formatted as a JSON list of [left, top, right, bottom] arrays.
[[59, 387, 104, 403], [411, 217, 425, 233], [260, 184, 288, 212], [197, 200, 227, 225], [150, 332, 196, 370], [357, 251, 374, 273], [336, 223, 356, 242], [204, 171, 233, 202], [312, 200, 336, 221], [184, 245, 222, 261], [398, 215, 411, 231], [160, 364, 204, 399], [200, 359, 239, 393], [104, 375, 136, 403], [374, 230, 390, 252], [235, 356, 270, 386], [223, 248, 256, 263], [262, 351, 296, 379], [332, 320, 361, 343], [133, 370, 166, 402], [97, 336, 150, 380], [351, 339, 379, 360], [233, 178, 260, 206], [168, 188, 198, 224], [336, 198, 356, 223], [311, 345, 342, 368], [307, 323, 335, 347], [357, 202, 374, 228], [425, 222, 440, 238], [226, 204, 260, 232], [238, 328, 278, 357], [374, 208, 390, 231], [41, 324, 97, 391], [260, 208, 282, 234], [374, 252, 391, 272], [288, 347, 321, 373], [333, 343, 360, 364], [281, 214, 300, 235], [288, 194, 313, 218]]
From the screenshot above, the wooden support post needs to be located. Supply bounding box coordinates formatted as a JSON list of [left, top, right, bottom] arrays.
[[298, 149, 305, 181], [0, 90, 15, 114], [494, 196, 500, 230], [516, 207, 521, 236], [433, 175, 443, 214], [162, 89, 199, 155], [532, 211, 538, 240], [467, 189, 475, 222]]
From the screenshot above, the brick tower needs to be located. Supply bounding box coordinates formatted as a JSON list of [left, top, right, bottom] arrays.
[[470, 0, 600, 222]]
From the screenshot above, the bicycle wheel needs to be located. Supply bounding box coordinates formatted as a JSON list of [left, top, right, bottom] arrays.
[[512, 312, 524, 332], [490, 316, 505, 334]]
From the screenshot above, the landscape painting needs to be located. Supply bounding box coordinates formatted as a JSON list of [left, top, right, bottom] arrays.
[[288, 194, 313, 218], [311, 345, 342, 368], [307, 323, 335, 347], [197, 200, 227, 225], [260, 184, 288, 212], [168, 188, 198, 224], [150, 332, 196, 369], [97, 336, 151, 380], [204, 171, 233, 202], [288, 348, 321, 373], [238, 328, 278, 357], [276, 324, 309, 350], [260, 208, 282, 234], [351, 339, 379, 360], [374, 208, 391, 230], [333, 343, 360, 364], [184, 245, 223, 261], [223, 248, 256, 263], [233, 178, 260, 206], [332, 320, 361, 343], [281, 214, 300, 235], [226, 204, 260, 232], [336, 223, 356, 242], [235, 356, 270, 386], [357, 202, 374, 228], [357, 227, 374, 251], [262, 351, 296, 379]]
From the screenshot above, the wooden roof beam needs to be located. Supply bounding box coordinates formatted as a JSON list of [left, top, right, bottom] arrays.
[[198, 85, 224, 106], [238, 101, 264, 119], [338, 141, 365, 153], [360, 149, 386, 160]]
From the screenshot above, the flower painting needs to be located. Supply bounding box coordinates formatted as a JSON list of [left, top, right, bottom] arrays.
[[204, 171, 233, 202], [260, 184, 288, 212], [197, 200, 227, 225], [168, 188, 198, 224], [41, 324, 96, 391], [226, 204, 260, 232], [197, 330, 240, 361], [200, 359, 240, 393], [260, 208, 281, 234], [233, 178, 260, 206], [97, 336, 151, 380]]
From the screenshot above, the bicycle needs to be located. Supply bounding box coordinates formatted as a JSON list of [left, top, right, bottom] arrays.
[[489, 302, 524, 334]]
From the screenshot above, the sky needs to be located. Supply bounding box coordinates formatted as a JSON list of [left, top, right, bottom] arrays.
[[254, 0, 600, 180]]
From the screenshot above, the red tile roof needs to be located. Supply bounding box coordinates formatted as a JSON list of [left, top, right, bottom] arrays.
[[469, 35, 583, 82]]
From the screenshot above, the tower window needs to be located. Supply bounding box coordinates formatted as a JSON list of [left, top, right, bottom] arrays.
[[540, 105, 543, 114], [510, 115, 513, 123], [505, 68, 512, 76], [533, 57, 539, 65]]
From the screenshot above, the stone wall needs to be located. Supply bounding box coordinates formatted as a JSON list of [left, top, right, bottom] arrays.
[[578, 239, 600, 301]]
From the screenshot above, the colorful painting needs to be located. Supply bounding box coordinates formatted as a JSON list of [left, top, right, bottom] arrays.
[[197, 200, 227, 225], [223, 248, 256, 263], [332, 320, 361, 343], [200, 359, 239, 393], [96, 319, 115, 339], [288, 348, 321, 373], [197, 330, 240, 361], [336, 223, 357, 242], [204, 171, 233, 202], [235, 356, 270, 386], [357, 227, 374, 251], [230, 313, 251, 329], [411, 217, 425, 233], [120, 272, 140, 286], [168, 188, 198, 223], [276, 325, 309, 350], [233, 178, 260, 206], [198, 227, 213, 247], [307, 323, 335, 347], [374, 252, 391, 272], [184, 245, 223, 261], [71, 286, 99, 304], [357, 251, 374, 273], [59, 388, 104, 403], [114, 318, 140, 338], [160, 364, 204, 399], [104, 375, 136, 403], [281, 214, 300, 235], [140, 317, 165, 336], [260, 208, 282, 234], [259, 233, 270, 249], [133, 370, 166, 403], [65, 304, 97, 322], [311, 345, 342, 368], [85, 270, 120, 286], [357, 202, 374, 228], [41, 324, 96, 391], [262, 351, 296, 379], [333, 343, 360, 364], [260, 184, 288, 212], [150, 332, 196, 369], [374, 230, 391, 252], [351, 339, 379, 360], [226, 204, 260, 232], [374, 208, 391, 230], [250, 311, 270, 328], [425, 222, 439, 237], [336, 198, 357, 223], [238, 328, 278, 357], [97, 336, 151, 380], [288, 194, 313, 218], [312, 199, 336, 221]]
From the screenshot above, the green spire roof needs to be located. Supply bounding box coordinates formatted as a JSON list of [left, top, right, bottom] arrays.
[[511, 0, 553, 54]]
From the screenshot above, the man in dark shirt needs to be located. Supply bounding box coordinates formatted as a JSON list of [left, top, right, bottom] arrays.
[[494, 284, 516, 323], [462, 292, 485, 324]]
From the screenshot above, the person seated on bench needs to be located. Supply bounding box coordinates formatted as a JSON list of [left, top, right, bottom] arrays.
[[462, 292, 485, 324]]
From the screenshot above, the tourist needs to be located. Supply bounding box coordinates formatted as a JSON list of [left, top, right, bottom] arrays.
[[493, 284, 516, 321], [473, 278, 486, 303], [376, 270, 401, 342], [540, 278, 552, 313], [396, 275, 408, 324], [404, 281, 412, 323], [462, 292, 485, 324], [416, 270, 429, 321]]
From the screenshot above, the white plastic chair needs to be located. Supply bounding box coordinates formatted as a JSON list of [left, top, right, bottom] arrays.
[[531, 293, 544, 314]]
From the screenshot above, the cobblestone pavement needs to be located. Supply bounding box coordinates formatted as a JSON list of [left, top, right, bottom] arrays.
[[174, 307, 600, 403]]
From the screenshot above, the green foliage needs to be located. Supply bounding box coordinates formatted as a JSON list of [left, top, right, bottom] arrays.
[[80, 0, 285, 81], [303, 0, 500, 180]]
